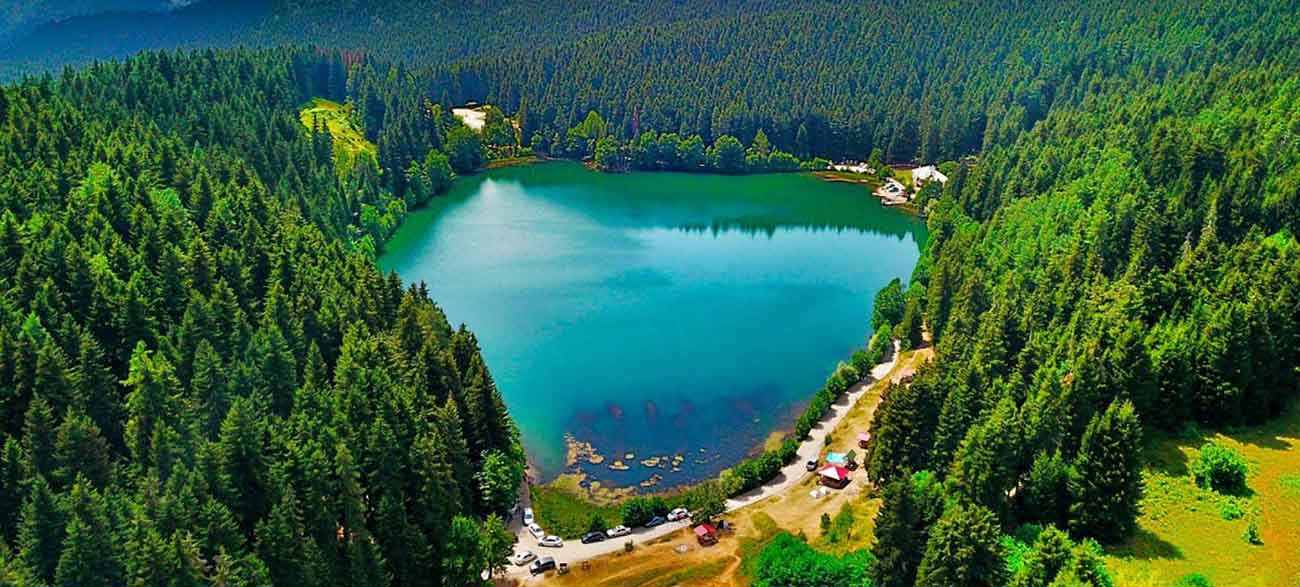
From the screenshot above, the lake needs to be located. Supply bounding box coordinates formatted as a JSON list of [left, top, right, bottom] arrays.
[[380, 161, 926, 490]]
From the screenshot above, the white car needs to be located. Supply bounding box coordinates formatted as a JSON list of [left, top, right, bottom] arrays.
[[667, 507, 690, 522], [539, 535, 563, 548], [523, 507, 535, 526], [510, 551, 537, 566], [605, 525, 631, 538], [527, 523, 545, 539]]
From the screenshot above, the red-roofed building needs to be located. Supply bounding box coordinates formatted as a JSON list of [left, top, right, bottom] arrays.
[[694, 524, 718, 545], [819, 464, 851, 489]]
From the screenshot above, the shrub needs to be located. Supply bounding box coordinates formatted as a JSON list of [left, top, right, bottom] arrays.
[[1174, 573, 1211, 587], [1219, 499, 1243, 521], [1191, 441, 1248, 493], [1243, 518, 1261, 545], [620, 496, 668, 527], [587, 513, 607, 534]]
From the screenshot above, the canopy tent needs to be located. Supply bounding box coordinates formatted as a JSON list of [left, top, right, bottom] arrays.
[[819, 465, 850, 482], [826, 452, 848, 464]]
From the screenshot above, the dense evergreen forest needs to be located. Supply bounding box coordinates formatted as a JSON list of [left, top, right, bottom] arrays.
[[0, 48, 525, 586], [0, 0, 792, 82], [1, 0, 1300, 585]]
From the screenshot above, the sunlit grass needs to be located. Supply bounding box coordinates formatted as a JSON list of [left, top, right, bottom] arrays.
[[1105, 402, 1300, 587]]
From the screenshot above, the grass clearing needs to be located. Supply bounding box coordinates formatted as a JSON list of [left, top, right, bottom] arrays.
[[530, 481, 622, 540], [1105, 402, 1300, 587], [298, 98, 376, 172], [890, 166, 913, 187]]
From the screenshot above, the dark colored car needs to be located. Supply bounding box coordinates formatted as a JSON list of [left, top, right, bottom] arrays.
[[581, 531, 608, 544], [805, 460, 818, 472], [529, 557, 557, 576], [646, 516, 667, 527]]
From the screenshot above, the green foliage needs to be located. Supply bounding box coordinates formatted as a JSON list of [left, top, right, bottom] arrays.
[[1174, 573, 1212, 587], [915, 502, 1008, 587], [530, 485, 620, 540], [1218, 499, 1243, 521], [752, 532, 873, 587], [620, 496, 668, 527], [1242, 518, 1261, 545], [479, 514, 514, 579], [1191, 442, 1248, 494], [683, 480, 727, 523], [1009, 526, 1112, 587], [872, 278, 906, 332], [447, 125, 487, 173], [1069, 401, 1144, 543], [477, 450, 524, 516], [0, 46, 523, 587], [819, 502, 859, 547]]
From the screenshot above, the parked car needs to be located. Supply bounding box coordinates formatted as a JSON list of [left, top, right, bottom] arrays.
[[527, 523, 545, 540], [510, 551, 537, 566], [529, 557, 556, 575], [581, 531, 607, 544], [805, 460, 818, 472], [523, 508, 535, 526], [646, 516, 667, 527], [606, 525, 631, 538], [667, 507, 690, 522], [539, 535, 563, 548]]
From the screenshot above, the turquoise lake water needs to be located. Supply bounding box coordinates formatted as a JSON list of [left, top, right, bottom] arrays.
[[380, 161, 926, 489]]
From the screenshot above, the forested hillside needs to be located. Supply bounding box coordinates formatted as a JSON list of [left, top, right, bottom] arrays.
[[0, 0, 792, 81], [0, 48, 523, 586], [857, 2, 1300, 585], [1, 0, 1299, 585], [439, 0, 1300, 164]]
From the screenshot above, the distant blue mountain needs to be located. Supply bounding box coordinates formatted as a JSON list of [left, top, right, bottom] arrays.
[[0, 0, 269, 79], [0, 1, 185, 44]]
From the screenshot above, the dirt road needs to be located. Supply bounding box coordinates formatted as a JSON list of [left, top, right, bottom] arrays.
[[506, 342, 904, 581]]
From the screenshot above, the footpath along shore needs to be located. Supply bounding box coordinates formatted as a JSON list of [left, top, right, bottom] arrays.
[[507, 341, 906, 578]]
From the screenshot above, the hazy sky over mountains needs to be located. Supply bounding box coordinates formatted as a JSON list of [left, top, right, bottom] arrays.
[[0, 0, 186, 41]]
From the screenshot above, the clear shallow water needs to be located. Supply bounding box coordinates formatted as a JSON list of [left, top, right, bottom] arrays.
[[380, 162, 926, 489]]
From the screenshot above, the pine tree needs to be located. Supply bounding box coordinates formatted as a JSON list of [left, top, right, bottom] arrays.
[[869, 476, 924, 587], [1023, 451, 1071, 528], [123, 509, 172, 587], [949, 395, 1021, 516], [1010, 526, 1073, 587], [123, 343, 180, 466], [54, 479, 123, 587], [0, 438, 24, 541], [22, 396, 56, 479], [1069, 400, 1143, 543], [374, 493, 430, 587], [915, 502, 1008, 587], [53, 410, 112, 488], [256, 489, 313, 587], [218, 397, 268, 528], [17, 476, 65, 584]]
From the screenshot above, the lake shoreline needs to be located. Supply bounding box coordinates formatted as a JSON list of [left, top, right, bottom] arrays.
[[380, 160, 926, 507], [813, 170, 924, 216], [526, 340, 906, 510]]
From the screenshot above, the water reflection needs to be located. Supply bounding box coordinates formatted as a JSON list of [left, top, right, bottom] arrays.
[[380, 161, 927, 485]]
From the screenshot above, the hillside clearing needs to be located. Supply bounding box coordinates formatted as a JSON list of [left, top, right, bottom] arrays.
[[299, 97, 376, 171], [1106, 402, 1300, 587]]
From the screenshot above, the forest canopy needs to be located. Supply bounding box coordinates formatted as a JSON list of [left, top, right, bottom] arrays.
[[0, 0, 1299, 584]]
